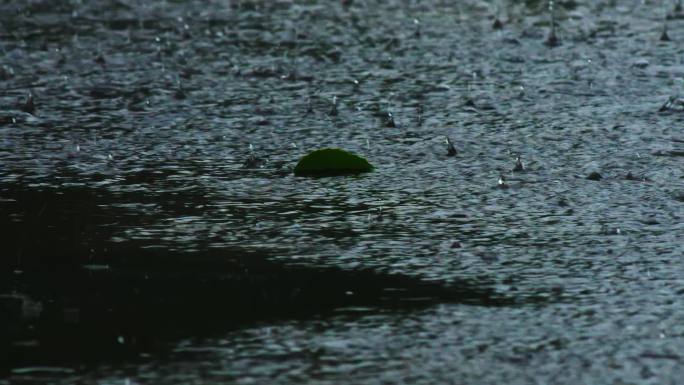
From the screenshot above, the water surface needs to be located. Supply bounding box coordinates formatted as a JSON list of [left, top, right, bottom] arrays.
[[2, 0, 684, 383]]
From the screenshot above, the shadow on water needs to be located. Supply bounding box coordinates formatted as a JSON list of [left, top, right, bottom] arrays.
[[0, 183, 554, 375]]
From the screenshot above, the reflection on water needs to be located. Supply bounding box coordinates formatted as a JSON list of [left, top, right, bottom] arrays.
[[2, 0, 684, 383]]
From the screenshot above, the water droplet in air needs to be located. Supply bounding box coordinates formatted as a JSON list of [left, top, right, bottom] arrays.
[[497, 175, 509, 189], [330, 96, 338, 116], [545, 0, 560, 47], [661, 22, 671, 41], [21, 93, 35, 114], [513, 155, 524, 172], [446, 136, 457, 157], [385, 112, 396, 127]]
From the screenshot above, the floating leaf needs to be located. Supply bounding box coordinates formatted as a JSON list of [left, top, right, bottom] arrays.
[[294, 148, 373, 176]]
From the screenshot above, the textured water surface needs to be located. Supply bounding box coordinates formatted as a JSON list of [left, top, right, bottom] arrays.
[[2, 0, 684, 384]]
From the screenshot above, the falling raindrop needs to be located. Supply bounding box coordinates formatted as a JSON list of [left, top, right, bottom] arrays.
[[445, 137, 457, 157], [306, 95, 314, 114], [416, 104, 424, 126], [21, 93, 35, 114], [661, 20, 671, 41], [513, 154, 524, 172], [330, 95, 338, 116], [497, 175, 509, 189], [174, 80, 186, 99], [385, 111, 396, 127], [545, 0, 560, 47]]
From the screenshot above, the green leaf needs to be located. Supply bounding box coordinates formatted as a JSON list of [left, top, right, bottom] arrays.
[[293, 148, 374, 176]]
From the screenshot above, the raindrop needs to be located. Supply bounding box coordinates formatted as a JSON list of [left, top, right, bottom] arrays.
[[497, 175, 509, 189], [545, 0, 560, 47], [21, 93, 35, 114], [68, 144, 81, 159], [385, 111, 396, 127], [517, 85, 525, 98], [513, 154, 524, 172], [445, 136, 457, 157], [330, 95, 338, 116], [174, 80, 186, 99], [0, 64, 14, 80], [306, 95, 314, 114], [661, 20, 671, 41]]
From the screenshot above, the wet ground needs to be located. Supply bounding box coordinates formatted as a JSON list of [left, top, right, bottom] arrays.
[[2, 0, 684, 383]]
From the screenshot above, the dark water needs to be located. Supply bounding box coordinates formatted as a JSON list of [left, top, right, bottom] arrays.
[[2, 0, 684, 383]]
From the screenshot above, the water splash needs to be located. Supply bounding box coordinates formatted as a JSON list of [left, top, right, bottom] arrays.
[[545, 0, 560, 47]]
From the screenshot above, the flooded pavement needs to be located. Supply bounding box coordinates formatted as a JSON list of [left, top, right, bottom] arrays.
[[2, 0, 684, 383]]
